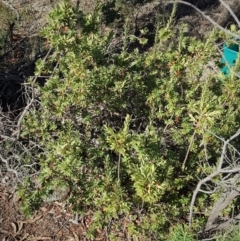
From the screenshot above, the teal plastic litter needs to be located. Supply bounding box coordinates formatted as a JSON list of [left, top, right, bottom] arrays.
[[221, 43, 239, 76]]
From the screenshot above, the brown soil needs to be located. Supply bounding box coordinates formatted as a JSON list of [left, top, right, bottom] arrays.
[[0, 184, 105, 241]]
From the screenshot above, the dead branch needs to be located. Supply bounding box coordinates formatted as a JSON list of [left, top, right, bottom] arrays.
[[219, 0, 240, 28], [0, 153, 19, 178], [189, 129, 240, 232], [16, 47, 52, 140], [0, 47, 52, 188], [205, 173, 240, 231], [166, 0, 240, 39]]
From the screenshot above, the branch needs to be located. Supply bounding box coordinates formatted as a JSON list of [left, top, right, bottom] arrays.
[[166, 0, 240, 39], [205, 173, 240, 231], [189, 129, 240, 228], [219, 0, 240, 28], [182, 129, 196, 170], [0, 153, 18, 178], [16, 47, 52, 140]]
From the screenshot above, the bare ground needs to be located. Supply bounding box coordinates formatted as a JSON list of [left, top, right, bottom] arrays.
[[0, 184, 105, 241]]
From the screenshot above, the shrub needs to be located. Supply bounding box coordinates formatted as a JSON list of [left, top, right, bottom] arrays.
[[18, 0, 240, 239], [167, 225, 196, 241]]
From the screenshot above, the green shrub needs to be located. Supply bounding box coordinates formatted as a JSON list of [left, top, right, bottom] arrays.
[[18, 0, 240, 239], [215, 224, 240, 241], [167, 225, 196, 241]]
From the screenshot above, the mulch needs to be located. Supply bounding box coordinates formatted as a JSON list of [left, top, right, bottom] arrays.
[[0, 184, 107, 241]]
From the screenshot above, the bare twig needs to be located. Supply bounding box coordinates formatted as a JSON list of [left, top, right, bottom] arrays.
[[166, 0, 240, 39], [0, 153, 19, 178], [205, 173, 240, 231], [182, 129, 196, 170], [189, 129, 240, 229], [16, 47, 52, 139], [118, 153, 121, 182], [219, 0, 240, 28]]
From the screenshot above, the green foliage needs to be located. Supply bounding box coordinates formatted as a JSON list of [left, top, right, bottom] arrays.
[[167, 225, 196, 241], [215, 223, 240, 241], [18, 0, 240, 239]]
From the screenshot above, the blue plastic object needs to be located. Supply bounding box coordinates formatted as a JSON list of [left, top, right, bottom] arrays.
[[221, 43, 239, 76]]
